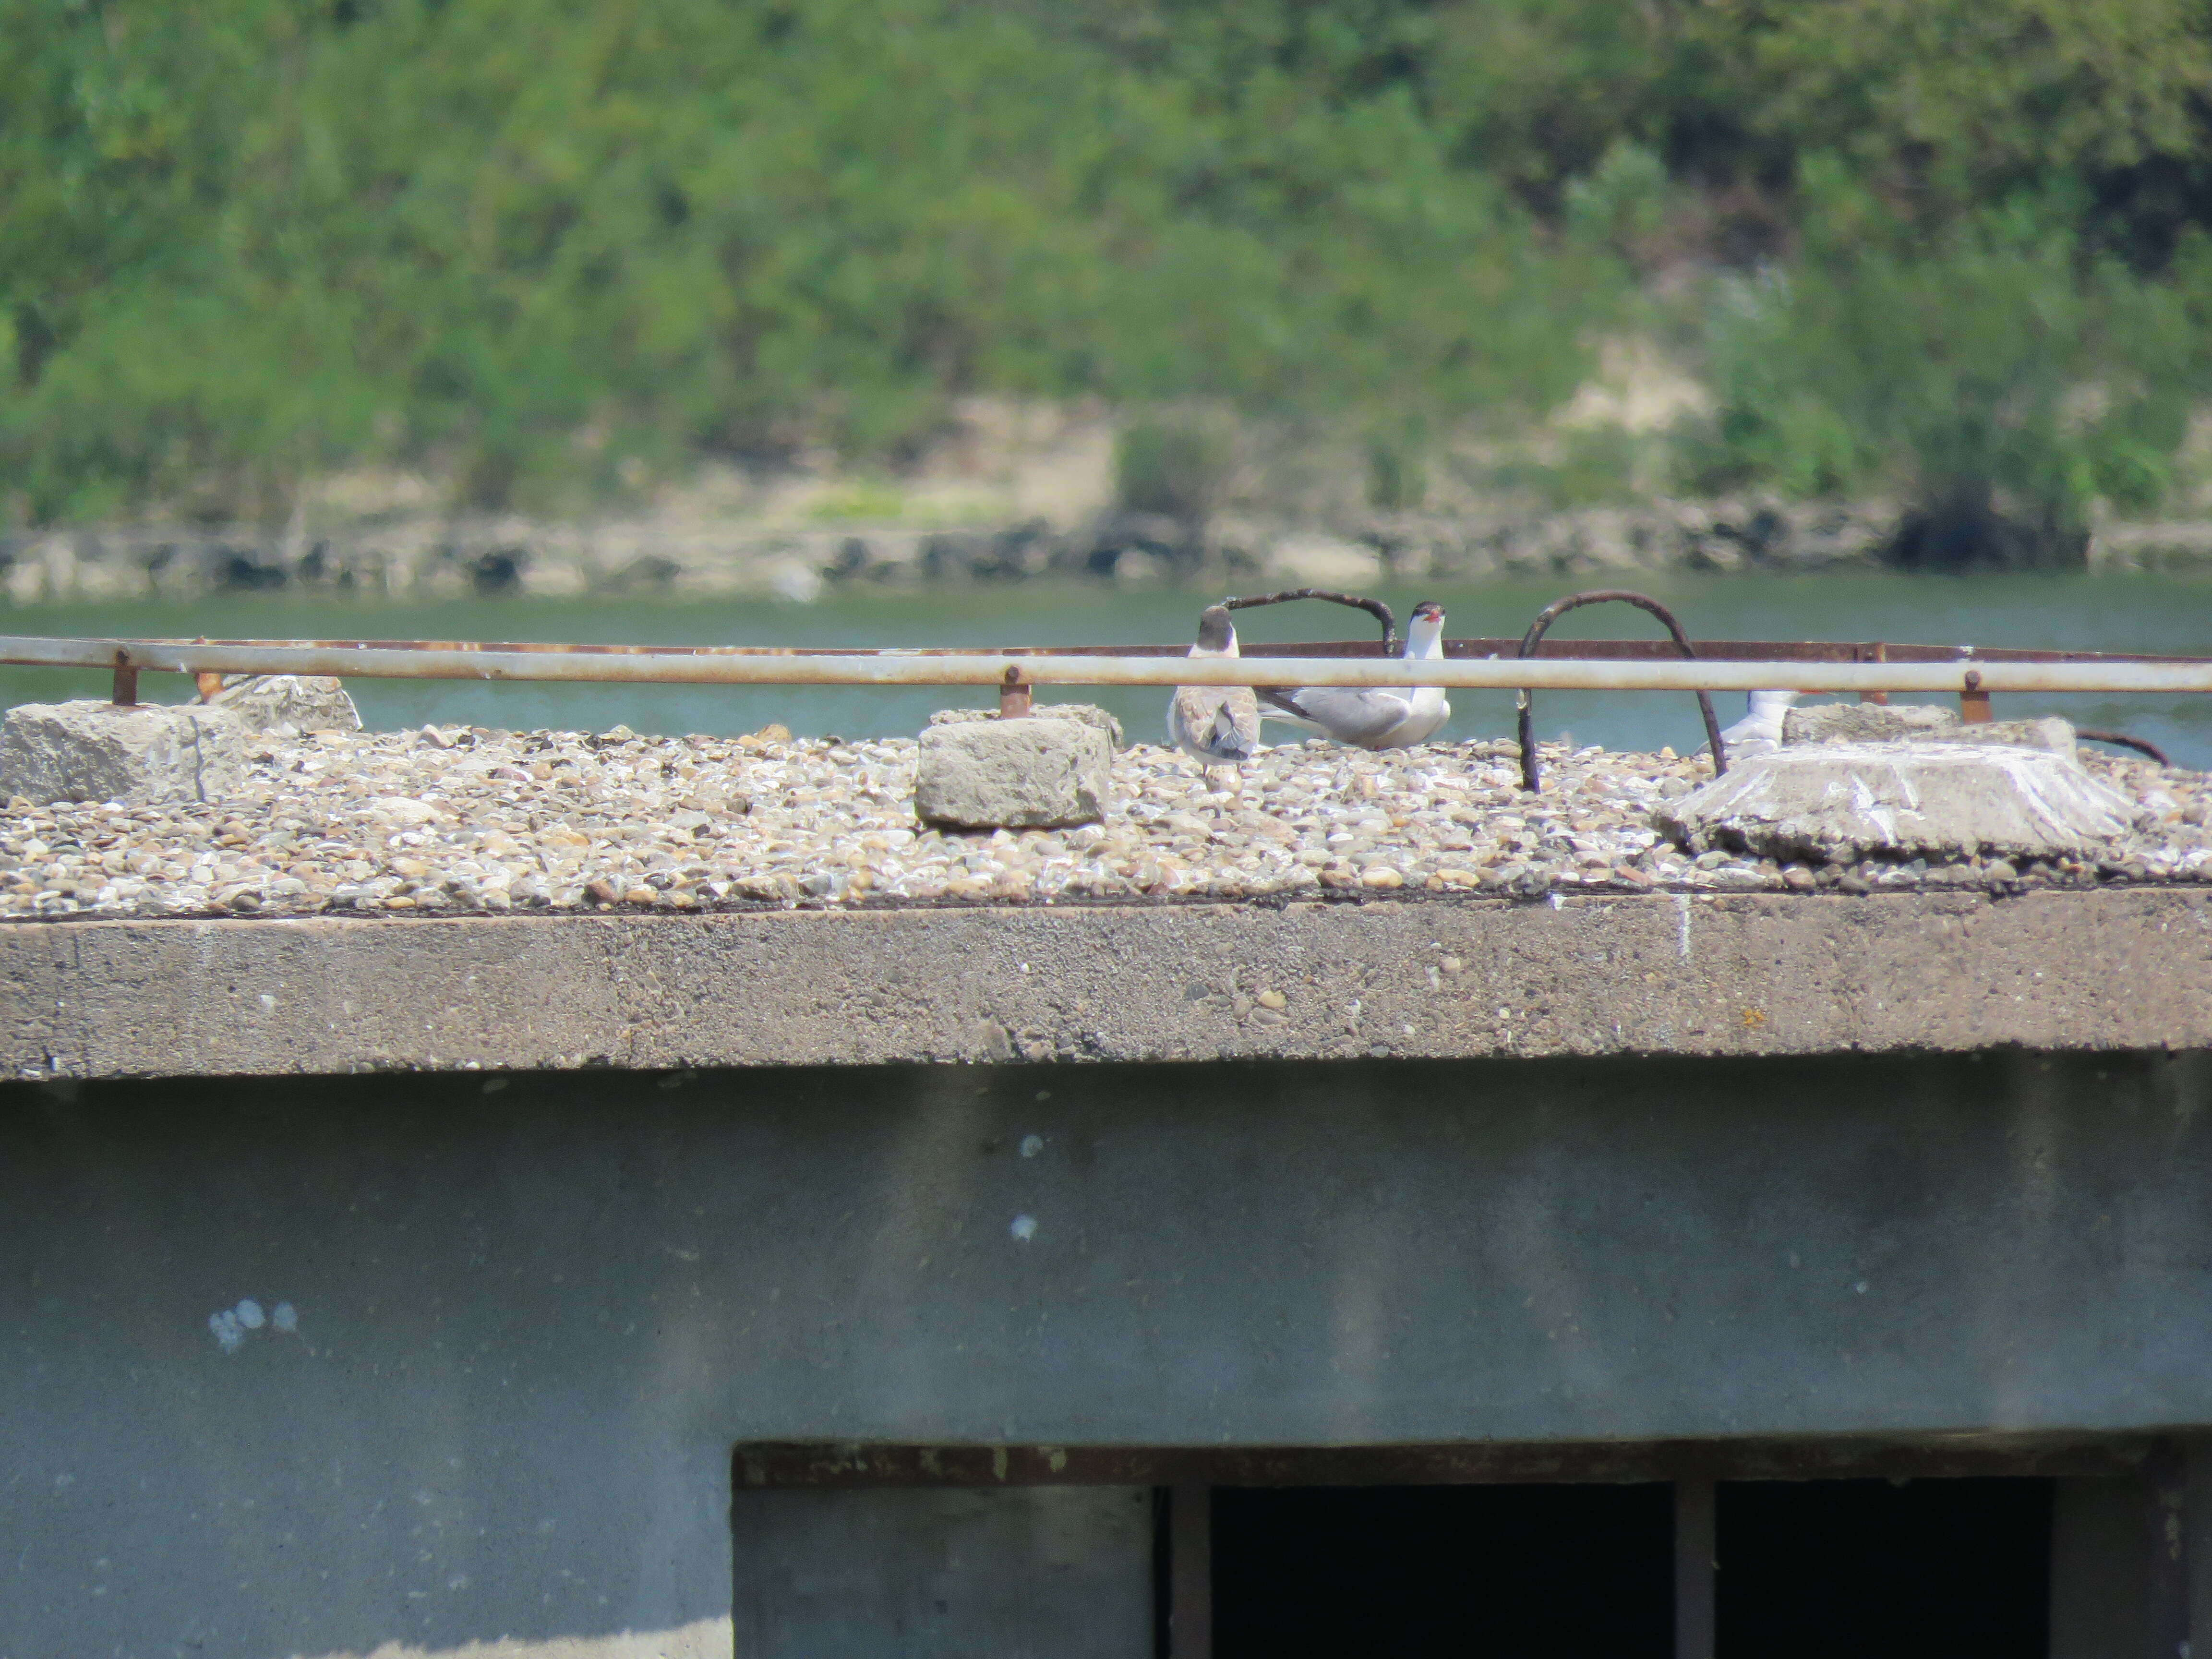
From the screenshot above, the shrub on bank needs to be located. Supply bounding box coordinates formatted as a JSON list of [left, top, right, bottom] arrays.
[[7, 0, 2212, 564]]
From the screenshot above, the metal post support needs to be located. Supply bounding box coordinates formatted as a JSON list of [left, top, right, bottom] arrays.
[[1960, 668, 1994, 723], [1170, 1484, 1212, 1659], [1675, 1478, 1716, 1659], [1860, 642, 1890, 705]]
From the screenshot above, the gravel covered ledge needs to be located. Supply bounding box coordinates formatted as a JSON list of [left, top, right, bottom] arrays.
[[3, 719, 2212, 920], [6, 888, 2212, 1080]]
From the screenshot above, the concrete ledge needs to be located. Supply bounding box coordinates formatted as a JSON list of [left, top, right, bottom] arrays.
[[6, 888, 2211, 1078]]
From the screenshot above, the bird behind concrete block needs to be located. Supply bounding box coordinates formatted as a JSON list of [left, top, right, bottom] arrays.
[[1716, 688, 1799, 756], [1168, 606, 1261, 788]]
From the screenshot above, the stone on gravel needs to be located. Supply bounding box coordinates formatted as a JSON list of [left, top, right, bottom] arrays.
[[204, 674, 362, 734], [928, 702, 1126, 748], [1783, 702, 1960, 744], [0, 700, 246, 805], [914, 717, 1110, 829], [1657, 743, 2143, 863]]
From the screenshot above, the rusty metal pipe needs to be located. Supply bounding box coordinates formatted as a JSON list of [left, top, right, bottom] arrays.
[[11, 635, 2212, 694]]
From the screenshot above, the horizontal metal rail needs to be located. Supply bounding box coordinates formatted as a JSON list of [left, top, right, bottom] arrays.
[[3, 633, 2212, 694]]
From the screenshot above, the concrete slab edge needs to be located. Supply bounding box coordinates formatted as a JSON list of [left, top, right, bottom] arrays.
[[4, 889, 2207, 1080]]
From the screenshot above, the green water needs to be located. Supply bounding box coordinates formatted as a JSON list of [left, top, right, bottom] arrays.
[[6, 573, 2212, 765]]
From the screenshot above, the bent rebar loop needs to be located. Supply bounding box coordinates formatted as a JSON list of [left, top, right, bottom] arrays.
[[1221, 588, 1398, 653], [2077, 729, 2171, 766], [1515, 589, 1728, 793]]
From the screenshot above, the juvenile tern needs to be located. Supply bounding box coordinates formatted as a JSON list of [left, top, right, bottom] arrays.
[[1258, 599, 1451, 750], [1167, 605, 1261, 784]]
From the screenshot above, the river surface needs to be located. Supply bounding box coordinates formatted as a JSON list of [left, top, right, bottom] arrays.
[[6, 573, 2212, 766]]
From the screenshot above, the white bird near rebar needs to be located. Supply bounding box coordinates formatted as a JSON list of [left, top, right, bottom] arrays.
[[1715, 688, 1799, 756], [1166, 606, 1261, 781], [1257, 600, 1453, 750]]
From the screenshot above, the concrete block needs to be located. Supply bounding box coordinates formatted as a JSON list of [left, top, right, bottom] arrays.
[[1787, 703, 2079, 761], [1783, 702, 1960, 744], [1655, 742, 2143, 863], [928, 701, 1126, 748], [1927, 716, 2077, 756], [1782, 701, 2076, 756], [0, 700, 246, 805], [914, 717, 1110, 830], [204, 673, 361, 733]]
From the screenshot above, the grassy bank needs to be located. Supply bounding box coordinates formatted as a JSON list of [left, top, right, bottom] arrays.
[[7, 0, 2212, 561]]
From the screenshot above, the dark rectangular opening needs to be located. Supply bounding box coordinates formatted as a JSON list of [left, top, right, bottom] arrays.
[[734, 1444, 2112, 1656], [1717, 1477, 2053, 1658], [1209, 1483, 1674, 1659]]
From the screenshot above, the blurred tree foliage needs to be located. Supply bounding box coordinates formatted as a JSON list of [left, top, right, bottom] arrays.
[[4, 0, 2212, 545]]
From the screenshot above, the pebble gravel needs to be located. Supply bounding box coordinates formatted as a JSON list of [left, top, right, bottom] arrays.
[[3, 717, 2211, 921]]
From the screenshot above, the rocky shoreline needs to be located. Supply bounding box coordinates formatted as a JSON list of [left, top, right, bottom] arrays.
[[9, 500, 2212, 604], [2, 712, 2208, 923]]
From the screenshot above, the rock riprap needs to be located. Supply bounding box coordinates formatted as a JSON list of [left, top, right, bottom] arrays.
[[0, 700, 246, 806], [0, 715, 2204, 920], [1657, 742, 2144, 862]]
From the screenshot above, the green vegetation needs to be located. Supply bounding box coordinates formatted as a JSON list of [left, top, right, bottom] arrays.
[[6, 0, 2212, 560]]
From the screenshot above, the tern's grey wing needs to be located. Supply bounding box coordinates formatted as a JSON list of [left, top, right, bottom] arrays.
[[1170, 685, 1259, 762], [1258, 686, 1410, 749], [1209, 690, 1260, 760]]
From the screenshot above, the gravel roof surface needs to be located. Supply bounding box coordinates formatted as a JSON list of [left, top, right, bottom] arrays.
[[3, 715, 2210, 920]]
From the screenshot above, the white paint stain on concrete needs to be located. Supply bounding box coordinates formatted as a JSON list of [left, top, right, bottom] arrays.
[[208, 1297, 299, 1352]]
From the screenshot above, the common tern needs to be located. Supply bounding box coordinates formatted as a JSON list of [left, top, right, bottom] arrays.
[[1715, 688, 1798, 755], [1258, 599, 1451, 750]]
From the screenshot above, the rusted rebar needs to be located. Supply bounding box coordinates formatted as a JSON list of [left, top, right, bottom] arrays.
[[2078, 729, 2172, 766], [1514, 591, 1727, 793], [1219, 588, 1396, 650]]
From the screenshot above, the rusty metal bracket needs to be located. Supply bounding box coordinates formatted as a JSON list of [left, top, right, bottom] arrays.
[[998, 664, 1032, 719], [110, 649, 137, 708], [1858, 642, 1889, 705], [1515, 590, 1727, 793], [1221, 588, 1396, 651], [1960, 665, 1993, 723]]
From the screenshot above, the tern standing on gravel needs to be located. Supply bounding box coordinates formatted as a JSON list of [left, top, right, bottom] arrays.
[[1167, 605, 1261, 785], [1258, 599, 1452, 750]]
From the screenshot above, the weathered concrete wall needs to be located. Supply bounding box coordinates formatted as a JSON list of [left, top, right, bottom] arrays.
[[7, 887, 2212, 1079], [728, 1488, 1152, 1659], [8, 1050, 2212, 1656]]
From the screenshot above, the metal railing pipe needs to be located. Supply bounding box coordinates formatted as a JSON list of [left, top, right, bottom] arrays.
[[7, 636, 2212, 695]]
